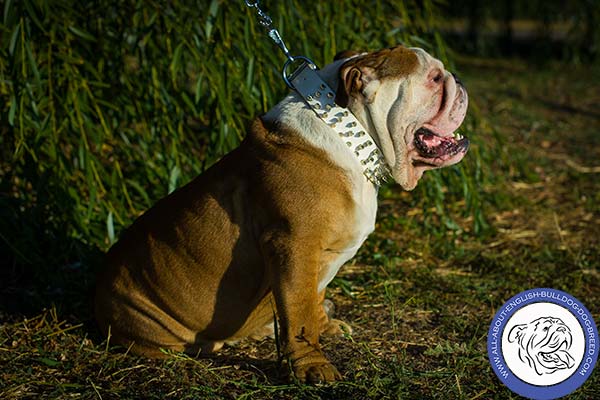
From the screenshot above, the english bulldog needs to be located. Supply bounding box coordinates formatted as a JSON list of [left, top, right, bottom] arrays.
[[95, 45, 469, 383], [508, 317, 575, 375]]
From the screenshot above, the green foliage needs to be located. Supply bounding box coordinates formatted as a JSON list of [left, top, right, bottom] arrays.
[[0, 0, 482, 281]]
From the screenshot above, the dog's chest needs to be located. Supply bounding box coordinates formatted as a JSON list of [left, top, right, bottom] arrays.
[[317, 180, 378, 292]]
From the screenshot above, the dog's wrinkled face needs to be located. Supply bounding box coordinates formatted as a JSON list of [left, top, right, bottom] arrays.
[[508, 317, 575, 375], [335, 46, 469, 190]]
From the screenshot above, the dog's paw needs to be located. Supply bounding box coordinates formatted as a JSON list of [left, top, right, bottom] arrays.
[[294, 360, 342, 383], [288, 349, 342, 383], [321, 318, 352, 336]]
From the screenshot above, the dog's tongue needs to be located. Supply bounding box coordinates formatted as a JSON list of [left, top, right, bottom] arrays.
[[541, 349, 575, 369], [414, 128, 468, 159]]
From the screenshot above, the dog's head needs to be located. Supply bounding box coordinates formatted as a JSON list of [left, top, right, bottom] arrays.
[[508, 317, 575, 375], [333, 46, 469, 190]]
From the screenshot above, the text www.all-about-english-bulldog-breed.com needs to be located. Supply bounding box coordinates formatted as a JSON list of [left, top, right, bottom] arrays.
[[95, 45, 470, 383]]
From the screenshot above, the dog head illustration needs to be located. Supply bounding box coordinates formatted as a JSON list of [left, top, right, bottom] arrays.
[[508, 317, 575, 375]]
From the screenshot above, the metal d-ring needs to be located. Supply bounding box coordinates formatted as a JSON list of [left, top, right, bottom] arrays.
[[282, 56, 317, 90]]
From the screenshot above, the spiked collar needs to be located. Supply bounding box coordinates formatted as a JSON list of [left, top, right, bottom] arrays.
[[288, 63, 391, 186]]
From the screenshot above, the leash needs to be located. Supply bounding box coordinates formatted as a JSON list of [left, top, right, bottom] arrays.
[[244, 1, 390, 185]]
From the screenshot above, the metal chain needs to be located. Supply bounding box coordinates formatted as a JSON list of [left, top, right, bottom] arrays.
[[244, 1, 272, 27], [244, 0, 317, 89], [244, 0, 293, 62]]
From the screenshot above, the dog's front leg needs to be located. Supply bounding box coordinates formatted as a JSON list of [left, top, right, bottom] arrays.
[[263, 233, 341, 383]]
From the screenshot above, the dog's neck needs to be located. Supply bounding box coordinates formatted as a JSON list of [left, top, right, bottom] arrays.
[[263, 60, 389, 186]]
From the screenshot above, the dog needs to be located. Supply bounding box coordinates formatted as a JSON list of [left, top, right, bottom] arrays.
[[508, 317, 575, 375], [95, 45, 469, 383]]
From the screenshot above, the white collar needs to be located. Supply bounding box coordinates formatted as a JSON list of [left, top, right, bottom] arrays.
[[288, 63, 390, 186]]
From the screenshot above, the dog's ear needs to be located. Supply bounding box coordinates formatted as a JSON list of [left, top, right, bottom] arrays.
[[336, 62, 378, 108], [334, 50, 365, 108], [336, 46, 418, 108], [508, 324, 527, 344]]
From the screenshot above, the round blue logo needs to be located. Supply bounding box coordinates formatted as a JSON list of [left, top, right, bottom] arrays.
[[487, 288, 598, 400]]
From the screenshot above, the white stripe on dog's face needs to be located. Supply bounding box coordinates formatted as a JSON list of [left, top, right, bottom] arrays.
[[339, 46, 469, 190]]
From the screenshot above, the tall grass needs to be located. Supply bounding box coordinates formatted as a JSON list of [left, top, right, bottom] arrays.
[[0, 0, 486, 296]]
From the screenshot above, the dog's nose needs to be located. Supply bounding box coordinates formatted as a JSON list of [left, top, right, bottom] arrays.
[[452, 72, 464, 87]]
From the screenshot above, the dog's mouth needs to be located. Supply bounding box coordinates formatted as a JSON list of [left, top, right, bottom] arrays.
[[535, 332, 575, 371], [410, 126, 469, 170], [413, 127, 469, 165], [408, 78, 470, 169], [536, 339, 576, 371]]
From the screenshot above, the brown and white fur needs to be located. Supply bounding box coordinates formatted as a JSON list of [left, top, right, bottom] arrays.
[[95, 45, 469, 383]]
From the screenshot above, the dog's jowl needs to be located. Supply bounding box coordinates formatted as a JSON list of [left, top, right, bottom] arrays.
[[95, 45, 469, 383]]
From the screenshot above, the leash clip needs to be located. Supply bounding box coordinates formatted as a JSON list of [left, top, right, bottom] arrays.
[[245, 1, 292, 61], [245, 0, 316, 88]]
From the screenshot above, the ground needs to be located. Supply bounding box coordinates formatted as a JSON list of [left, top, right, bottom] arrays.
[[1, 57, 599, 399]]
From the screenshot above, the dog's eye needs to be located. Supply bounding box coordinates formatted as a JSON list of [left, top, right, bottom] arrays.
[[428, 69, 444, 85]]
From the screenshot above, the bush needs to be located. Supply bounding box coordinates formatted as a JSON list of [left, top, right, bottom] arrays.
[[0, 0, 485, 305]]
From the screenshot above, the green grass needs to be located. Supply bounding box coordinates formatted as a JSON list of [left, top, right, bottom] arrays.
[[1, 1, 600, 399]]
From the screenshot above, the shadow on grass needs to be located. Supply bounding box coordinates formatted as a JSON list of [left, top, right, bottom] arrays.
[[205, 353, 285, 384]]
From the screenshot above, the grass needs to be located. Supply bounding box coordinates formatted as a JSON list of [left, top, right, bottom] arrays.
[[1, 56, 599, 399]]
